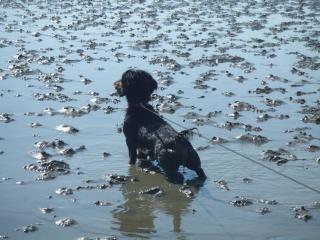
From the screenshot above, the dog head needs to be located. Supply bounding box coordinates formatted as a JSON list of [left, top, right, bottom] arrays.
[[114, 69, 157, 104]]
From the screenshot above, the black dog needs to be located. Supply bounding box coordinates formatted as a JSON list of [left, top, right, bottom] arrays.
[[114, 69, 206, 182]]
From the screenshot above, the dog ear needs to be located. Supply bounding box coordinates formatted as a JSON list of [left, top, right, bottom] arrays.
[[138, 70, 157, 99], [144, 74, 157, 94], [149, 77, 157, 92], [121, 69, 135, 88]]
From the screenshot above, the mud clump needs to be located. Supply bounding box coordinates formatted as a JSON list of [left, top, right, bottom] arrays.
[[294, 206, 312, 221], [215, 180, 229, 191], [263, 98, 285, 107], [30, 151, 51, 160], [107, 174, 138, 185], [284, 128, 319, 146], [132, 39, 159, 50], [236, 133, 269, 145], [55, 187, 73, 195], [154, 94, 183, 114], [56, 124, 79, 134], [243, 177, 253, 183], [55, 218, 77, 227], [300, 105, 320, 125], [34, 139, 67, 149], [58, 146, 85, 156], [295, 54, 320, 70], [252, 86, 286, 94], [0, 0, 320, 237], [256, 113, 289, 122], [216, 121, 262, 132], [210, 136, 228, 144], [0, 113, 14, 123], [190, 54, 245, 68], [306, 145, 320, 152], [258, 199, 278, 205], [229, 101, 256, 112], [21, 224, 38, 233], [94, 201, 112, 206], [261, 148, 297, 165], [231, 197, 253, 207], [179, 186, 194, 198], [24, 160, 70, 180], [34, 92, 74, 102], [257, 207, 271, 215], [43, 104, 101, 117], [39, 207, 54, 214], [149, 55, 182, 71], [29, 122, 42, 128]]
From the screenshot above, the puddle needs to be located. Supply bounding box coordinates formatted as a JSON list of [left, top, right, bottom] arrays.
[[0, 0, 319, 239]]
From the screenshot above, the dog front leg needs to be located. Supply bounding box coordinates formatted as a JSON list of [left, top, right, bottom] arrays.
[[126, 138, 137, 165]]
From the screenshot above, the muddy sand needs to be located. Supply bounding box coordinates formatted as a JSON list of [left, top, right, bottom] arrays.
[[0, 0, 320, 239]]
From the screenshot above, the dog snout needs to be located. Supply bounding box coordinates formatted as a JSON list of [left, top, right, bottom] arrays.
[[114, 80, 125, 96], [113, 80, 122, 89]]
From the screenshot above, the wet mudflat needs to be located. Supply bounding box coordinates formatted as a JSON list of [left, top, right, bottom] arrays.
[[0, 0, 320, 239]]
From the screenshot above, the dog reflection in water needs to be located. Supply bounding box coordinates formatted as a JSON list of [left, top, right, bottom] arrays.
[[114, 69, 206, 183], [112, 167, 200, 235]]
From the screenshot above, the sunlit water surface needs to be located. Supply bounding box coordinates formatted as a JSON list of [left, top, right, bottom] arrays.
[[0, 0, 319, 239]]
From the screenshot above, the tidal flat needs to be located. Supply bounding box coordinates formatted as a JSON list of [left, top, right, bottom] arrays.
[[0, 0, 320, 239]]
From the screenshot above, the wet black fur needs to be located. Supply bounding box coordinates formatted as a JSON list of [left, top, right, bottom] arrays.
[[115, 69, 206, 182]]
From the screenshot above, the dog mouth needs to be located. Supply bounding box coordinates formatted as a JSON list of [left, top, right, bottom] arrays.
[[115, 88, 125, 97]]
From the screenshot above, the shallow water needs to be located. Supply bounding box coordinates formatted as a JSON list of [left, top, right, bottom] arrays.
[[0, 0, 320, 239]]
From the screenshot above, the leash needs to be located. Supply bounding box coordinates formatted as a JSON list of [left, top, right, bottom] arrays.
[[138, 103, 320, 195]]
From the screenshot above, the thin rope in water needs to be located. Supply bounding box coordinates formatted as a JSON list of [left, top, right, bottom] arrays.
[[139, 104, 320, 195]]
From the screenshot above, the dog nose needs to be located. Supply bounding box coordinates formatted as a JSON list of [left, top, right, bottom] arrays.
[[113, 80, 122, 89]]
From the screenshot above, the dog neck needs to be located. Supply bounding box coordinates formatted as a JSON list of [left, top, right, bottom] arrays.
[[128, 102, 148, 108]]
